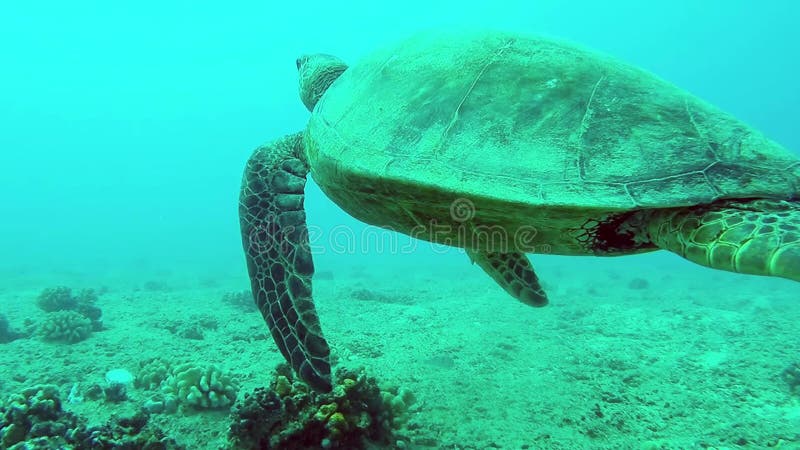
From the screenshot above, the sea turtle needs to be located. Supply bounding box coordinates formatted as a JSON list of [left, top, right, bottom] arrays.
[[239, 29, 800, 391]]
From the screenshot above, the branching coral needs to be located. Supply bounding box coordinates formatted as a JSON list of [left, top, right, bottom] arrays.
[[36, 287, 77, 312], [37, 311, 92, 343], [162, 363, 238, 410], [35, 287, 103, 331], [1, 385, 69, 448], [135, 357, 173, 390]]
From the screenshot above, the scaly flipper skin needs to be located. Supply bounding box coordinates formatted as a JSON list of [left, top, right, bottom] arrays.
[[467, 250, 549, 306], [647, 199, 800, 282], [239, 132, 332, 392]]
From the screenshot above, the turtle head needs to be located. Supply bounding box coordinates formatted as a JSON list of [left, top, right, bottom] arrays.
[[296, 54, 348, 111]]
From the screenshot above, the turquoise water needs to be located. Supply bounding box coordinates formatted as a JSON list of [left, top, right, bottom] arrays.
[[1, 1, 799, 449]]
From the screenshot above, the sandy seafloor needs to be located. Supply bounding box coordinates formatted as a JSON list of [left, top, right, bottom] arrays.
[[1, 252, 799, 450]]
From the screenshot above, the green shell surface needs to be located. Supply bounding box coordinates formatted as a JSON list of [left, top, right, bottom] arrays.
[[306, 29, 799, 211]]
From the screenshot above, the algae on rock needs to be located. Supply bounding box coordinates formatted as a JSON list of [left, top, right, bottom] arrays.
[[0, 384, 184, 448], [228, 364, 415, 449]]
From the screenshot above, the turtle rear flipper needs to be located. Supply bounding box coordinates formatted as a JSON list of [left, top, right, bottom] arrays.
[[239, 132, 332, 392], [467, 250, 549, 306], [647, 199, 800, 282]]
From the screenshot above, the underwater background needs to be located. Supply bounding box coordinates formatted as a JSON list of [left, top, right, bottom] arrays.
[[1, 0, 799, 448]]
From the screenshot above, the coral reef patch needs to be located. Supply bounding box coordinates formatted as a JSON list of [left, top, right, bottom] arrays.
[[0, 384, 183, 449], [228, 364, 414, 449]]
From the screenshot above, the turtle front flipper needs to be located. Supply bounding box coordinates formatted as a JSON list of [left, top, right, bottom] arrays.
[[239, 132, 332, 392], [467, 250, 549, 306], [647, 199, 800, 282]]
